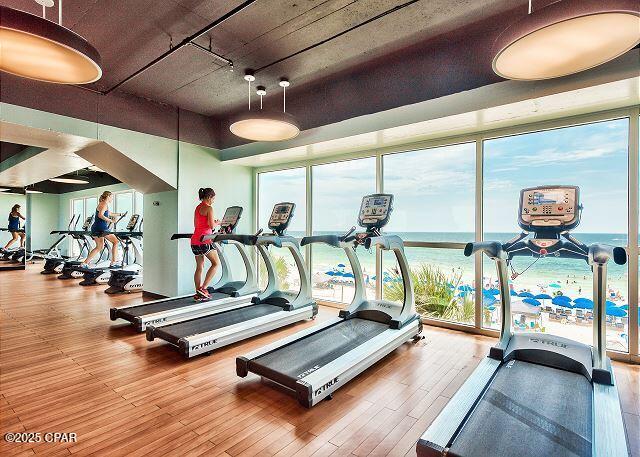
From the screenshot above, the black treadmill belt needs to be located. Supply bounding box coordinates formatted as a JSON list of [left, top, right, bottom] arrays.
[[449, 360, 592, 457], [121, 292, 231, 317], [249, 318, 388, 390], [153, 303, 282, 344]]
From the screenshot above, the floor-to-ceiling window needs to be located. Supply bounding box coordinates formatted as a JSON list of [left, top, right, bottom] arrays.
[[257, 168, 306, 293], [311, 158, 376, 304], [483, 118, 629, 352], [255, 110, 639, 360], [382, 143, 476, 324]]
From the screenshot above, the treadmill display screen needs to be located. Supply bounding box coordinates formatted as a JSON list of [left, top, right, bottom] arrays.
[[220, 206, 242, 230], [519, 186, 579, 229], [268, 203, 295, 231], [358, 194, 393, 228]]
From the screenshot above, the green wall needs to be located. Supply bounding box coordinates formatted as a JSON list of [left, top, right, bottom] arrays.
[[26, 193, 60, 251], [1, 104, 254, 297], [0, 193, 26, 246]]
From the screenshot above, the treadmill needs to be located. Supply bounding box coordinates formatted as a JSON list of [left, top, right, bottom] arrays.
[[236, 193, 423, 407], [41, 215, 93, 274], [110, 206, 258, 331], [145, 202, 318, 358], [417, 185, 629, 457]]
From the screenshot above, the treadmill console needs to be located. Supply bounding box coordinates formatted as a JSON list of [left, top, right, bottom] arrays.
[[218, 206, 243, 234], [519, 186, 580, 232], [82, 215, 94, 230], [358, 194, 393, 230], [268, 202, 295, 235], [125, 214, 140, 231]]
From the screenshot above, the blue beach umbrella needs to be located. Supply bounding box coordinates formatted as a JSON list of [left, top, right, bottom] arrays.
[[549, 283, 561, 288], [535, 293, 552, 300], [486, 288, 500, 295], [483, 295, 497, 306], [523, 298, 541, 306], [510, 289, 519, 296], [325, 270, 340, 276], [606, 307, 627, 317], [552, 296, 572, 307], [487, 305, 497, 311], [519, 292, 535, 298], [574, 297, 593, 305], [458, 285, 474, 292], [620, 304, 628, 310], [605, 300, 617, 308], [337, 263, 346, 268], [342, 272, 354, 279], [573, 298, 593, 310]]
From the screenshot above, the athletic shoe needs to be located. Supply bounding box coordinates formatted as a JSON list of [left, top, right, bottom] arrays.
[[196, 288, 211, 300]]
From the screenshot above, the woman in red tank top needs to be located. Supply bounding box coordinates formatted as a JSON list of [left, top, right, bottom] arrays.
[[191, 188, 220, 300]]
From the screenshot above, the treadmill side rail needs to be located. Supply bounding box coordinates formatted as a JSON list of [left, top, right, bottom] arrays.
[[416, 357, 501, 457], [297, 320, 421, 407], [179, 306, 317, 358], [593, 364, 629, 457]]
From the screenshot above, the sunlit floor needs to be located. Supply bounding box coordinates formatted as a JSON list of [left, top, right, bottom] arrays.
[[0, 264, 638, 456]]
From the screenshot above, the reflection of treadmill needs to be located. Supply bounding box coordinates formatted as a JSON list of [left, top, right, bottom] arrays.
[[237, 194, 423, 407], [110, 206, 256, 331], [145, 202, 318, 358], [417, 185, 629, 457]]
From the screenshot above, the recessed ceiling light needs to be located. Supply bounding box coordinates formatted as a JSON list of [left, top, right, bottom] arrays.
[[493, 0, 640, 81], [0, 5, 102, 84], [25, 189, 43, 194], [49, 177, 90, 184]]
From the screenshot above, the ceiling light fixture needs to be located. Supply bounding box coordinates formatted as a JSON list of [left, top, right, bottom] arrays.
[[0, 1, 102, 84], [229, 71, 300, 142], [49, 177, 89, 184], [492, 0, 640, 81], [0, 188, 10, 192], [25, 188, 42, 194]]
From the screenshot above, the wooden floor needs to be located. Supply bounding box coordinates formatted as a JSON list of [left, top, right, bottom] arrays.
[[1, 265, 638, 457]]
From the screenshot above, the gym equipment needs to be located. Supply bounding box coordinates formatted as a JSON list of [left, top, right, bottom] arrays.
[[236, 194, 422, 407], [0, 227, 25, 263], [105, 218, 144, 294], [145, 202, 318, 358], [42, 215, 94, 274], [77, 214, 142, 286], [57, 212, 126, 280], [110, 206, 259, 331], [417, 185, 629, 457], [24, 214, 77, 263]]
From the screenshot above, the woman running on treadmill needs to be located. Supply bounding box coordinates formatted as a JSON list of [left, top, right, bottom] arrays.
[[4, 204, 25, 249], [81, 191, 120, 268], [191, 188, 221, 300]]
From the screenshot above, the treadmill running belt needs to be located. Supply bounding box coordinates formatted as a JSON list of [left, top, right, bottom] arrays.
[[449, 360, 592, 457], [120, 292, 231, 317], [152, 303, 283, 344], [248, 318, 388, 390]]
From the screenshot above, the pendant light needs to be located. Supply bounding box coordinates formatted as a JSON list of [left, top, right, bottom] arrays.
[[0, 1, 102, 84], [229, 71, 300, 142], [492, 0, 640, 81], [49, 176, 89, 184]]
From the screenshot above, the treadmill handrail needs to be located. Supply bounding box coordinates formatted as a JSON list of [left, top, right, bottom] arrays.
[[202, 233, 258, 245], [170, 233, 192, 240], [300, 235, 342, 248], [363, 234, 404, 251], [590, 244, 627, 266]]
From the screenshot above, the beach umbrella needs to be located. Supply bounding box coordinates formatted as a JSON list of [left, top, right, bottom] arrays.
[[574, 297, 593, 305], [486, 305, 496, 311], [483, 295, 497, 306], [510, 289, 519, 296], [549, 283, 561, 288], [620, 304, 628, 310], [535, 293, 552, 300], [458, 285, 473, 292], [523, 298, 541, 306], [324, 270, 339, 276], [606, 307, 627, 317], [485, 288, 500, 295], [518, 291, 535, 298], [342, 272, 355, 279], [553, 295, 571, 302], [573, 299, 593, 310], [552, 296, 573, 307], [605, 300, 617, 308]]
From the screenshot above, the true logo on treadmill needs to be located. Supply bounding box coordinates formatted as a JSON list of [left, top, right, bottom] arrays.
[[314, 377, 339, 397], [297, 365, 320, 378], [192, 339, 217, 351], [147, 318, 167, 325], [529, 337, 567, 349]]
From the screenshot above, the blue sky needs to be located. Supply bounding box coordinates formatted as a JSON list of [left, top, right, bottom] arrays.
[[259, 118, 630, 236]]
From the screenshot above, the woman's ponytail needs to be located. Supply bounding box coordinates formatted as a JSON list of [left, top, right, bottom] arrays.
[[198, 188, 215, 200]]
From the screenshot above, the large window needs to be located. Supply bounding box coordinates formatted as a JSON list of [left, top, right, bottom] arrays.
[[383, 143, 476, 323], [312, 158, 376, 304], [483, 119, 629, 352], [257, 168, 306, 293], [255, 111, 639, 360]]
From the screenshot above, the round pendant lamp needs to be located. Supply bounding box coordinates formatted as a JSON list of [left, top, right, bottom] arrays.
[[230, 73, 300, 142], [0, 5, 102, 84], [492, 0, 640, 81]]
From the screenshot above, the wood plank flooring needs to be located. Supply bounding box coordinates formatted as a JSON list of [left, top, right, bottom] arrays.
[[1, 264, 638, 456]]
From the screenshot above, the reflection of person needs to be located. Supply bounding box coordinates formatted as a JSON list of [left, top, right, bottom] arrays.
[[81, 191, 120, 268], [4, 204, 26, 249], [191, 188, 220, 300]]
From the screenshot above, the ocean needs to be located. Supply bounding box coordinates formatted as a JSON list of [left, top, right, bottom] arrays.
[[284, 231, 629, 302]]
